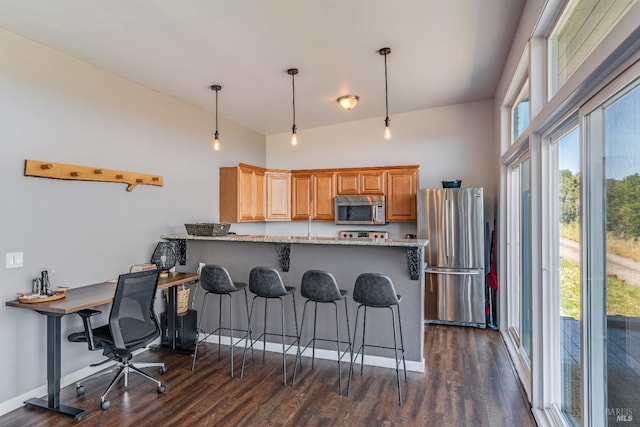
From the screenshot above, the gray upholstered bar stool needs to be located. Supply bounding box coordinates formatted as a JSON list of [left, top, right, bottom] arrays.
[[191, 265, 251, 377], [347, 272, 407, 405], [241, 266, 300, 385], [292, 270, 352, 394]]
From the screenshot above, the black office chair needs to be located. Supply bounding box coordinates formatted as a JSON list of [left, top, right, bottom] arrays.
[[69, 269, 167, 410]]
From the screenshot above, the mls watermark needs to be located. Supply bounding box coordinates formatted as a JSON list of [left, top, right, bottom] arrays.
[[608, 407, 633, 423]]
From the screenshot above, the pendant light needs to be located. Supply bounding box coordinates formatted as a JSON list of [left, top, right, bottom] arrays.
[[287, 68, 299, 146], [378, 47, 392, 139], [211, 84, 222, 151]]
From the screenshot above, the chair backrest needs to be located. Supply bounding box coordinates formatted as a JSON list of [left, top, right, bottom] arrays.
[[249, 266, 288, 298], [301, 270, 343, 302], [201, 264, 238, 294], [109, 269, 161, 351], [353, 272, 400, 307]]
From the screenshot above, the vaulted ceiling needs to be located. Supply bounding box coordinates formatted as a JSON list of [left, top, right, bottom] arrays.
[[0, 0, 525, 135]]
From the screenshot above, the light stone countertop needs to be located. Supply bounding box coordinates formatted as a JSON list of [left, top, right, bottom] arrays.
[[161, 233, 428, 248]]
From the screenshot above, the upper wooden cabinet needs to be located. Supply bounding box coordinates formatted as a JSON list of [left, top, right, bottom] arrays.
[[386, 168, 418, 222], [266, 171, 291, 221], [291, 172, 312, 220], [291, 171, 335, 221], [220, 163, 266, 223], [336, 170, 385, 195], [312, 171, 336, 220], [220, 163, 417, 223]]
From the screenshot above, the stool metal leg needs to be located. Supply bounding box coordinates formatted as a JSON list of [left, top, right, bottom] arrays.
[[312, 302, 318, 368], [280, 297, 287, 385], [262, 299, 268, 362], [228, 293, 234, 377], [241, 295, 258, 379], [390, 306, 402, 405], [360, 306, 367, 375], [218, 295, 223, 358], [191, 292, 210, 371], [347, 303, 363, 396], [333, 301, 342, 395], [397, 305, 407, 382], [292, 299, 311, 387]]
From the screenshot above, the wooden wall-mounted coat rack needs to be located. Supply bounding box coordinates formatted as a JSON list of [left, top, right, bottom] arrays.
[[24, 159, 164, 192]]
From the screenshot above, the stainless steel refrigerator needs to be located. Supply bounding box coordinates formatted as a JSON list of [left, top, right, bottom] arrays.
[[417, 187, 485, 328]]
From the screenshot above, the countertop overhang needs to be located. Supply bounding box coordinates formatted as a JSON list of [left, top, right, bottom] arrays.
[[161, 234, 427, 280], [161, 233, 428, 248]]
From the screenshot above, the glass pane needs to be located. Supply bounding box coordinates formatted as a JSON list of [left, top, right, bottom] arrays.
[[513, 80, 530, 141], [604, 81, 640, 424], [558, 128, 582, 426], [549, 0, 637, 96], [521, 158, 532, 358]]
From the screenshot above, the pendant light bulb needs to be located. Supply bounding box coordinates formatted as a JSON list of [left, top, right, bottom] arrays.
[[213, 130, 220, 151], [379, 47, 392, 140], [211, 84, 222, 152], [287, 68, 299, 147]]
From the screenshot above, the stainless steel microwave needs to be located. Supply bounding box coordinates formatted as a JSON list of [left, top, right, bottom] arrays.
[[334, 195, 386, 225]]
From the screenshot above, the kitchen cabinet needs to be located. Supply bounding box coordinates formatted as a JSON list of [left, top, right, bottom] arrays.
[[220, 163, 417, 223], [291, 172, 312, 220], [386, 168, 418, 221], [266, 171, 291, 221], [336, 170, 385, 195], [312, 171, 335, 220], [291, 171, 335, 221], [220, 163, 266, 222]]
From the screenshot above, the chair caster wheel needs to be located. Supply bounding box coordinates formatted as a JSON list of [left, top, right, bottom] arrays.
[[100, 400, 111, 410], [160, 366, 167, 374], [157, 384, 166, 394], [76, 385, 86, 396]]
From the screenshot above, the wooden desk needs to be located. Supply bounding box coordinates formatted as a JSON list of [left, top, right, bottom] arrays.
[[5, 272, 200, 420]]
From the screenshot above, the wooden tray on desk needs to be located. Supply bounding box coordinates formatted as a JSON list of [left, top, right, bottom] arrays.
[[17, 287, 69, 304]]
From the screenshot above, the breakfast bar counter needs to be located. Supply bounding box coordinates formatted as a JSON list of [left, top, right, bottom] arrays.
[[161, 233, 427, 371]]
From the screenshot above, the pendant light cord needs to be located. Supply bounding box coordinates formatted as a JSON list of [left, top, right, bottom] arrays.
[[291, 72, 296, 130], [384, 51, 389, 120], [215, 88, 219, 133]]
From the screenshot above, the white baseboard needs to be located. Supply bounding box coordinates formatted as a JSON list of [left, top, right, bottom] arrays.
[[200, 333, 425, 373]]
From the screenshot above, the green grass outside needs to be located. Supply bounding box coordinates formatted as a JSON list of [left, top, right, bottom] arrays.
[[560, 257, 640, 319]]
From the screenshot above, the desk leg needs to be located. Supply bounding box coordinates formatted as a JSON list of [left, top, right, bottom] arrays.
[[24, 313, 86, 420], [151, 283, 195, 355]]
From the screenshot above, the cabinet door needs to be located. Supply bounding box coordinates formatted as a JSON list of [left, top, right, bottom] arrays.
[[266, 172, 291, 220], [336, 172, 360, 195], [291, 173, 312, 220], [239, 167, 255, 221], [360, 170, 386, 194], [254, 170, 266, 221], [312, 172, 335, 220], [386, 168, 418, 221]]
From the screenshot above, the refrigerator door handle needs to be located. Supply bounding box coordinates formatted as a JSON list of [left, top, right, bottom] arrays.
[[424, 267, 482, 276], [444, 197, 450, 264]]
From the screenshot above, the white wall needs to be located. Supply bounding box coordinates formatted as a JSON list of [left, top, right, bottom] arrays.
[[265, 100, 497, 238], [0, 29, 266, 405]]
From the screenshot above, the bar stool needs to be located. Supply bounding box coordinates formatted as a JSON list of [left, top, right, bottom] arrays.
[[191, 265, 251, 377], [292, 270, 352, 394], [241, 266, 300, 385], [347, 272, 407, 405]]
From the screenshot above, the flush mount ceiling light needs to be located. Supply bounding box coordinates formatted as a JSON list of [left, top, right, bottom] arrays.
[[379, 47, 392, 139], [211, 84, 222, 151], [287, 68, 299, 146], [337, 95, 359, 110]]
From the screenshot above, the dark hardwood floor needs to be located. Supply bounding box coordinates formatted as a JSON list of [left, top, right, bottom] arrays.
[[0, 325, 535, 426]]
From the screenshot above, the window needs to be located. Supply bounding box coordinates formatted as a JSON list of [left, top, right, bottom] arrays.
[[512, 79, 530, 141], [556, 127, 582, 426], [549, 0, 637, 96]]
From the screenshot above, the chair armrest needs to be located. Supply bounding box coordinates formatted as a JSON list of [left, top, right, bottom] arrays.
[[73, 309, 102, 351]]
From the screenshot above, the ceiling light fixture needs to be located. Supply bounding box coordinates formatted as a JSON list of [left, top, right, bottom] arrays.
[[379, 47, 392, 139], [211, 84, 222, 151], [337, 95, 359, 110], [287, 68, 299, 146]]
